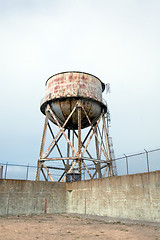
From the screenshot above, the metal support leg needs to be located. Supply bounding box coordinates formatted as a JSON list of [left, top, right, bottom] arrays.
[[78, 100, 82, 180], [36, 109, 49, 181], [72, 130, 74, 158], [102, 114, 113, 176], [67, 129, 70, 166], [95, 128, 102, 178]]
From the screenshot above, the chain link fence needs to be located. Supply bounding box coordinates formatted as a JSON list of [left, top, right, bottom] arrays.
[[0, 148, 160, 181], [115, 148, 160, 176]]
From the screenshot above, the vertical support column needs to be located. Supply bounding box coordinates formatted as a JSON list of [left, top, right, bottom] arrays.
[[66, 129, 71, 175], [72, 130, 74, 158], [78, 100, 82, 180], [67, 129, 70, 165], [95, 128, 102, 178], [36, 109, 49, 181], [102, 114, 113, 176]]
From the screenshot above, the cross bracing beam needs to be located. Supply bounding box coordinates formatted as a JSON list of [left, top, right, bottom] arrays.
[[36, 100, 116, 182]]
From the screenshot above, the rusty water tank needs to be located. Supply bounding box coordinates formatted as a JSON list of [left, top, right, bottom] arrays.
[[40, 71, 107, 129]]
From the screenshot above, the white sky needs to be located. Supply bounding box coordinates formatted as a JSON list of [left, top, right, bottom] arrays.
[[0, 0, 160, 169]]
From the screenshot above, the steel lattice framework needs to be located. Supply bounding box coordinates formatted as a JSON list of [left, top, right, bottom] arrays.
[[36, 99, 117, 182]]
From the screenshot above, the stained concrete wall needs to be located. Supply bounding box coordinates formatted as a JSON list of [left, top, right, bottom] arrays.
[[66, 171, 160, 222], [0, 179, 66, 215], [0, 171, 160, 222]]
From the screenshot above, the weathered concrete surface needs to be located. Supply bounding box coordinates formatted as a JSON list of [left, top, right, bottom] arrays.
[[66, 171, 160, 222], [0, 179, 66, 215], [0, 171, 160, 222]]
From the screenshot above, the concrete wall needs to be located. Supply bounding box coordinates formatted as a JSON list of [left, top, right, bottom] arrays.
[[0, 171, 160, 222], [66, 171, 160, 222], [0, 179, 66, 215]]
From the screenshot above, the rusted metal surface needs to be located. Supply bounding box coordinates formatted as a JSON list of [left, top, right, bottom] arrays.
[[43, 103, 77, 158], [36, 72, 117, 182], [49, 107, 77, 155], [45, 71, 105, 101], [61, 160, 78, 182], [78, 100, 82, 180], [36, 110, 49, 181], [82, 160, 92, 179], [42, 163, 54, 182], [40, 72, 107, 129], [82, 112, 103, 155], [95, 128, 102, 178], [73, 130, 93, 159]]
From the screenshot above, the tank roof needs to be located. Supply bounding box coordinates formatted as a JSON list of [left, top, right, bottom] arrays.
[[45, 71, 105, 92]]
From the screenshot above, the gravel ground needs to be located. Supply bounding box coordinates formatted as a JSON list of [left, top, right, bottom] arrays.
[[0, 213, 160, 240]]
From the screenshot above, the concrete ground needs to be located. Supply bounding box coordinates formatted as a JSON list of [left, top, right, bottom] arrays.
[[0, 214, 160, 240]]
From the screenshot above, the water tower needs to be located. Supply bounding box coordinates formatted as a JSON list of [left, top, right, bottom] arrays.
[[36, 71, 116, 182]]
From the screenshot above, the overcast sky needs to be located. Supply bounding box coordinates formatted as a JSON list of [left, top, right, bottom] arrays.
[[0, 0, 160, 173]]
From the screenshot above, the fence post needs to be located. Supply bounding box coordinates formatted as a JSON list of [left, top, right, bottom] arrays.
[[124, 154, 129, 175], [4, 162, 8, 179], [0, 165, 3, 179], [26, 164, 29, 180], [144, 149, 150, 173]]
